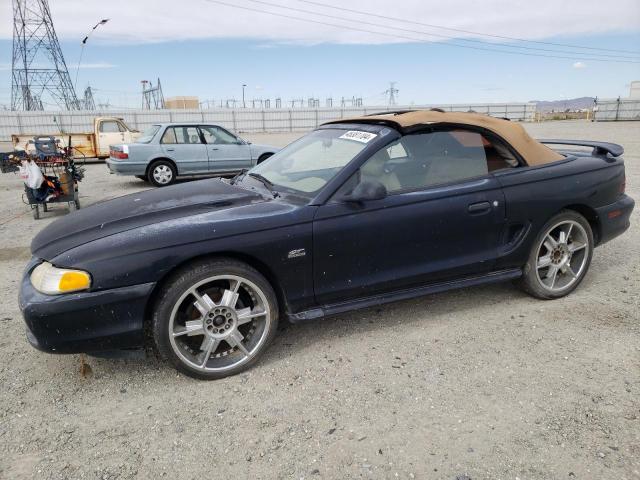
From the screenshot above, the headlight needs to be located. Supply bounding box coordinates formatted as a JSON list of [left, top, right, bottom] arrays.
[[30, 262, 91, 295]]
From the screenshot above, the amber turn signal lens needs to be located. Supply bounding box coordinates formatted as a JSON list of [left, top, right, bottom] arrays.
[[58, 271, 91, 292], [30, 262, 92, 295]]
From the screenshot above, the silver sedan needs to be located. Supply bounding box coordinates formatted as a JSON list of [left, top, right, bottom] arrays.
[[107, 123, 279, 187]]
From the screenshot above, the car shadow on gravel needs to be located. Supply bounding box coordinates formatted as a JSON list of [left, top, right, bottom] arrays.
[[258, 281, 531, 368], [70, 281, 530, 381]]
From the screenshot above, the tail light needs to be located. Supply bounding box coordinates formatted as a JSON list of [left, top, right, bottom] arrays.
[[619, 174, 626, 195], [110, 149, 128, 160]]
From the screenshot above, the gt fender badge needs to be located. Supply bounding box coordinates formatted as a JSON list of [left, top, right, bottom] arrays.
[[288, 248, 306, 259]]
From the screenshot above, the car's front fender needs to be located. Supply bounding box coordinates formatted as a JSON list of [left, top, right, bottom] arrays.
[[250, 144, 279, 160]]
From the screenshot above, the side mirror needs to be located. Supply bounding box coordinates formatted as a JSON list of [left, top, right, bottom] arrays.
[[340, 179, 387, 203]]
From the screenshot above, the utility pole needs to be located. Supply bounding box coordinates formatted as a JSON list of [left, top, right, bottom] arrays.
[[11, 0, 80, 110], [384, 82, 399, 106]]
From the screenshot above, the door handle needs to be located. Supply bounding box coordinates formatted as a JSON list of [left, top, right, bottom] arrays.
[[467, 201, 491, 214], [210, 147, 219, 150], [166, 148, 175, 152]]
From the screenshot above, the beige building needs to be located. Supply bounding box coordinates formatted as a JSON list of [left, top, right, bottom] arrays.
[[165, 96, 199, 109]]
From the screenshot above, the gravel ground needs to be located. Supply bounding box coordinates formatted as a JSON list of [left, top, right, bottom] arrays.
[[0, 121, 638, 480]]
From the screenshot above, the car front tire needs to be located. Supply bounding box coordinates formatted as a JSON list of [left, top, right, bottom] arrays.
[[518, 210, 594, 299], [152, 258, 279, 380], [148, 160, 176, 187]]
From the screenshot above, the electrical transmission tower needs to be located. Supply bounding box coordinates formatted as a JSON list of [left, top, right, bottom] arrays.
[[83, 86, 96, 110], [384, 82, 398, 106], [141, 78, 165, 109], [11, 0, 80, 110]]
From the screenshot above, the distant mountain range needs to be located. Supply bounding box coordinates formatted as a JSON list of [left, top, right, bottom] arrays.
[[532, 97, 595, 112]]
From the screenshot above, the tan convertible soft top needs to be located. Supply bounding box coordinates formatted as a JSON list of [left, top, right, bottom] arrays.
[[323, 110, 563, 166]]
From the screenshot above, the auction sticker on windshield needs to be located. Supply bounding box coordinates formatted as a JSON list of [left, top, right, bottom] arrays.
[[339, 131, 377, 143]]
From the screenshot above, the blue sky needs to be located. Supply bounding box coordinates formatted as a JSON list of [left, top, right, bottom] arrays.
[[1, 0, 639, 108]]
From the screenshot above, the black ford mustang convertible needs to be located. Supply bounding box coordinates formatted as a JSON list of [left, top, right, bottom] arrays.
[[20, 110, 634, 379]]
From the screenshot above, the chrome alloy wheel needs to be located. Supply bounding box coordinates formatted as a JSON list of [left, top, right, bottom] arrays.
[[168, 275, 271, 372], [535, 219, 589, 293], [152, 165, 173, 185]]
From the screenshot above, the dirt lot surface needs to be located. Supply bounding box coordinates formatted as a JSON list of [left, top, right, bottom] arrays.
[[0, 121, 638, 479]]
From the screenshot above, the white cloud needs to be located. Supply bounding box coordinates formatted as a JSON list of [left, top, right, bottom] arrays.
[[0, 0, 638, 45], [573, 61, 587, 68]]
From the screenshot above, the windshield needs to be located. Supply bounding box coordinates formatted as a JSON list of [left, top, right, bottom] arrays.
[[249, 129, 375, 194], [136, 125, 161, 144]]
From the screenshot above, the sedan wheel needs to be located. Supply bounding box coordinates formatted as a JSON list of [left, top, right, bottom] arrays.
[[148, 161, 176, 187], [519, 211, 593, 299], [153, 259, 278, 379]]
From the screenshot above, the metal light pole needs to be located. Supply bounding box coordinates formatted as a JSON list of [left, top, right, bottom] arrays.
[[74, 19, 110, 93], [242, 84, 247, 108]]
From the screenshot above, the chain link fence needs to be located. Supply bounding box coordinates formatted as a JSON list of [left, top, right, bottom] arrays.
[[0, 103, 536, 142]]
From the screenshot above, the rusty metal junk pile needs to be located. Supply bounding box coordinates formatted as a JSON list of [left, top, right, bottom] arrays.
[[0, 136, 85, 219]]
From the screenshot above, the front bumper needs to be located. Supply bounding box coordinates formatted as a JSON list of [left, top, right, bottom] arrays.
[[106, 158, 147, 176], [19, 259, 155, 353], [595, 194, 635, 245]]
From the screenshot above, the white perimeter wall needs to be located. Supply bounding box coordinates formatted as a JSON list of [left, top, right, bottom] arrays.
[[0, 103, 537, 141]]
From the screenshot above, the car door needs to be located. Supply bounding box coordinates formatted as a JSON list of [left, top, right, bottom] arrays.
[[312, 128, 509, 306], [119, 120, 136, 144], [159, 126, 208, 174], [199, 125, 252, 172], [97, 120, 126, 156]]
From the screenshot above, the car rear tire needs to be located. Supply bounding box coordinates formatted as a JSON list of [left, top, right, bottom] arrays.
[[518, 210, 594, 299], [148, 160, 176, 187], [152, 258, 279, 380]]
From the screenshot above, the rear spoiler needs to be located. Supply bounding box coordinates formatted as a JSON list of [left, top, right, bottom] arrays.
[[539, 139, 624, 157]]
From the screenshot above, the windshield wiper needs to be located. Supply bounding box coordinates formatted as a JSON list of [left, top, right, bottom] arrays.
[[230, 168, 249, 185], [248, 172, 279, 197]]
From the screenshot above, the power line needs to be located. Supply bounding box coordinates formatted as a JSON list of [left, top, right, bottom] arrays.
[[299, 0, 640, 56], [74, 19, 110, 92], [201, 0, 640, 64], [248, 0, 639, 60]]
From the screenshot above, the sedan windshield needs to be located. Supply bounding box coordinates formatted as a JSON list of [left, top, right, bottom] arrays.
[[136, 125, 161, 144], [249, 129, 374, 194]]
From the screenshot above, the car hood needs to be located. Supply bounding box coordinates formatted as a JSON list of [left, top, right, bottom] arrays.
[[31, 179, 264, 260]]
